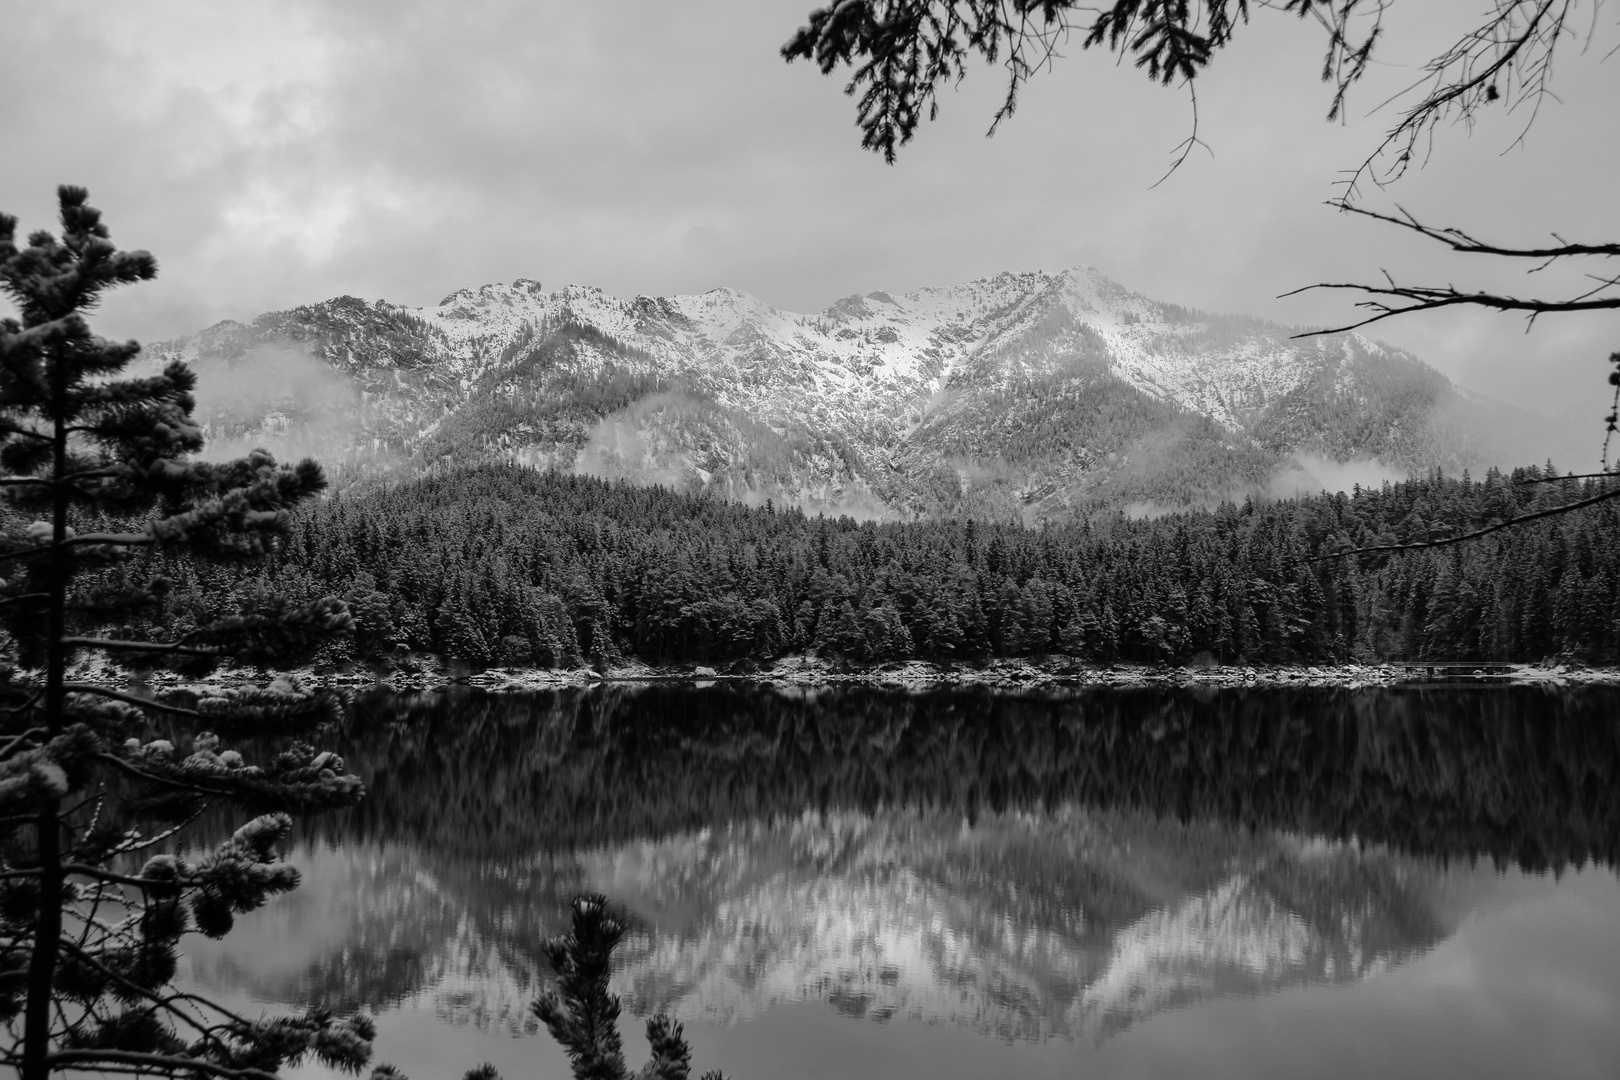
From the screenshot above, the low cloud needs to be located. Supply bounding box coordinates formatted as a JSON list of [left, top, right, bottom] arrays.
[[1121, 500, 1185, 521], [1268, 454, 1409, 499], [1119, 454, 1409, 520], [574, 390, 896, 521], [572, 391, 700, 490], [793, 484, 892, 523], [191, 343, 379, 470]]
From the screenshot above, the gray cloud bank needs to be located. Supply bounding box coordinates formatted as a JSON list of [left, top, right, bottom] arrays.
[[4, 1, 1617, 452]]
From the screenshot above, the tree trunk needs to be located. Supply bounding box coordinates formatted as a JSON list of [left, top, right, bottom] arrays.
[[21, 409, 71, 1080]]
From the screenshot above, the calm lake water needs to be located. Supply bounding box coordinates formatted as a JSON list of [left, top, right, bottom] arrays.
[[182, 686, 1620, 1080]]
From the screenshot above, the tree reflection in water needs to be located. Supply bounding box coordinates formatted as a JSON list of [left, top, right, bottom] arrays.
[[181, 686, 1620, 1043]]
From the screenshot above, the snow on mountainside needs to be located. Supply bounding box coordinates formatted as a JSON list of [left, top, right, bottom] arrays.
[[149, 266, 1533, 520]]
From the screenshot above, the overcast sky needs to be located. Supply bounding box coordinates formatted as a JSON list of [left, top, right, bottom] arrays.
[[4, 1, 1618, 437]]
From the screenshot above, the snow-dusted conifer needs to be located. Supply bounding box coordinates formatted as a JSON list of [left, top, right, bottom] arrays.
[[0, 187, 372, 1080], [532, 896, 725, 1080]]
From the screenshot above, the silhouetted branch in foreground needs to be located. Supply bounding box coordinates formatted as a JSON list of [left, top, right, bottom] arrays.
[[374, 896, 726, 1080], [1310, 478, 1620, 560], [534, 896, 725, 1080], [1284, 203, 1620, 335]]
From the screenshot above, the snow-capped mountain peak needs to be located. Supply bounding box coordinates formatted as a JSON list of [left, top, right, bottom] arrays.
[[150, 264, 1523, 519]]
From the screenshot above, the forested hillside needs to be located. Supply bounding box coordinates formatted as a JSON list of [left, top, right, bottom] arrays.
[[104, 462, 1618, 669]]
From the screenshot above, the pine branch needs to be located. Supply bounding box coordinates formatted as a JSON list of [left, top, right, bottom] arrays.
[[58, 863, 200, 890], [0, 468, 122, 487], [533, 895, 724, 1080], [0, 725, 45, 757], [0, 532, 152, 564], [1, 692, 44, 714], [91, 753, 231, 798], [0, 186, 403, 1080], [64, 684, 201, 719], [54, 938, 253, 1035], [61, 636, 220, 657], [108, 808, 205, 856], [45, 1050, 278, 1080]]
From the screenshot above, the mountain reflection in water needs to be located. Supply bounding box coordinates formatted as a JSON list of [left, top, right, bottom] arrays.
[[181, 686, 1620, 1053]]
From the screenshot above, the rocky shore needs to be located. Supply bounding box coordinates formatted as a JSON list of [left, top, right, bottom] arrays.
[[468, 656, 1619, 692], [74, 653, 1615, 697]]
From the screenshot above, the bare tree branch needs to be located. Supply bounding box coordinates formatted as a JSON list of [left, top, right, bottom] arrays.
[[1330, 201, 1620, 260], [1339, 0, 1584, 197], [1515, 471, 1618, 483], [1310, 480, 1620, 560], [1281, 200, 1620, 333], [1149, 77, 1214, 188], [1284, 281, 1620, 335]]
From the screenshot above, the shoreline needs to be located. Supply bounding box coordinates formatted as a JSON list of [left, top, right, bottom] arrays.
[[77, 654, 1620, 696]]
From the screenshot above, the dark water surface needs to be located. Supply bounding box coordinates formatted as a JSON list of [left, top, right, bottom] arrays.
[[183, 686, 1620, 1080]]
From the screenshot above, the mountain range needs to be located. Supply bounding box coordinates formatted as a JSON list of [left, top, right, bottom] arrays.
[[149, 267, 1561, 521]]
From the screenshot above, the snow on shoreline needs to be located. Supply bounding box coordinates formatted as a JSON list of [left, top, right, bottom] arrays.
[[53, 654, 1620, 698]]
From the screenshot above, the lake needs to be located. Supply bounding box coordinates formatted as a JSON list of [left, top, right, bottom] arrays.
[[180, 685, 1620, 1080]]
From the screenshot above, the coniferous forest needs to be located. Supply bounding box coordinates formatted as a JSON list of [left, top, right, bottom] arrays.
[[106, 460, 1620, 670]]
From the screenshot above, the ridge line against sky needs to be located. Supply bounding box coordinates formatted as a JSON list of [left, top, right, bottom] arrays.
[[260, 264, 1397, 347], [3, 0, 1617, 425]]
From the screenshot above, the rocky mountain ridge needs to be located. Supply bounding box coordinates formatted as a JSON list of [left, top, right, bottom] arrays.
[[150, 266, 1539, 520]]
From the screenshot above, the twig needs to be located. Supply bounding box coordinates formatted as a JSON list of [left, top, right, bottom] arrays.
[[51, 940, 245, 1041], [0, 725, 45, 758], [62, 636, 221, 657], [46, 1049, 277, 1080], [1331, 202, 1620, 259], [91, 753, 228, 798], [0, 532, 153, 564], [1311, 482, 1620, 560], [64, 683, 202, 718], [1, 691, 43, 715], [1150, 77, 1212, 189], [109, 807, 205, 856], [1515, 471, 1617, 484]]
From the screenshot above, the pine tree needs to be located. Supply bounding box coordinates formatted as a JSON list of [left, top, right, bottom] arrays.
[[0, 188, 371, 1080], [533, 896, 724, 1080], [829, 600, 866, 659]]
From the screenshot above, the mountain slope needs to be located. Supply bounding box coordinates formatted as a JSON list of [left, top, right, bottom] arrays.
[[150, 267, 1528, 520]]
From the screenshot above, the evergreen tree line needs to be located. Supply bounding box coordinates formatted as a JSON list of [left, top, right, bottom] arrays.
[[101, 461, 1620, 669]]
